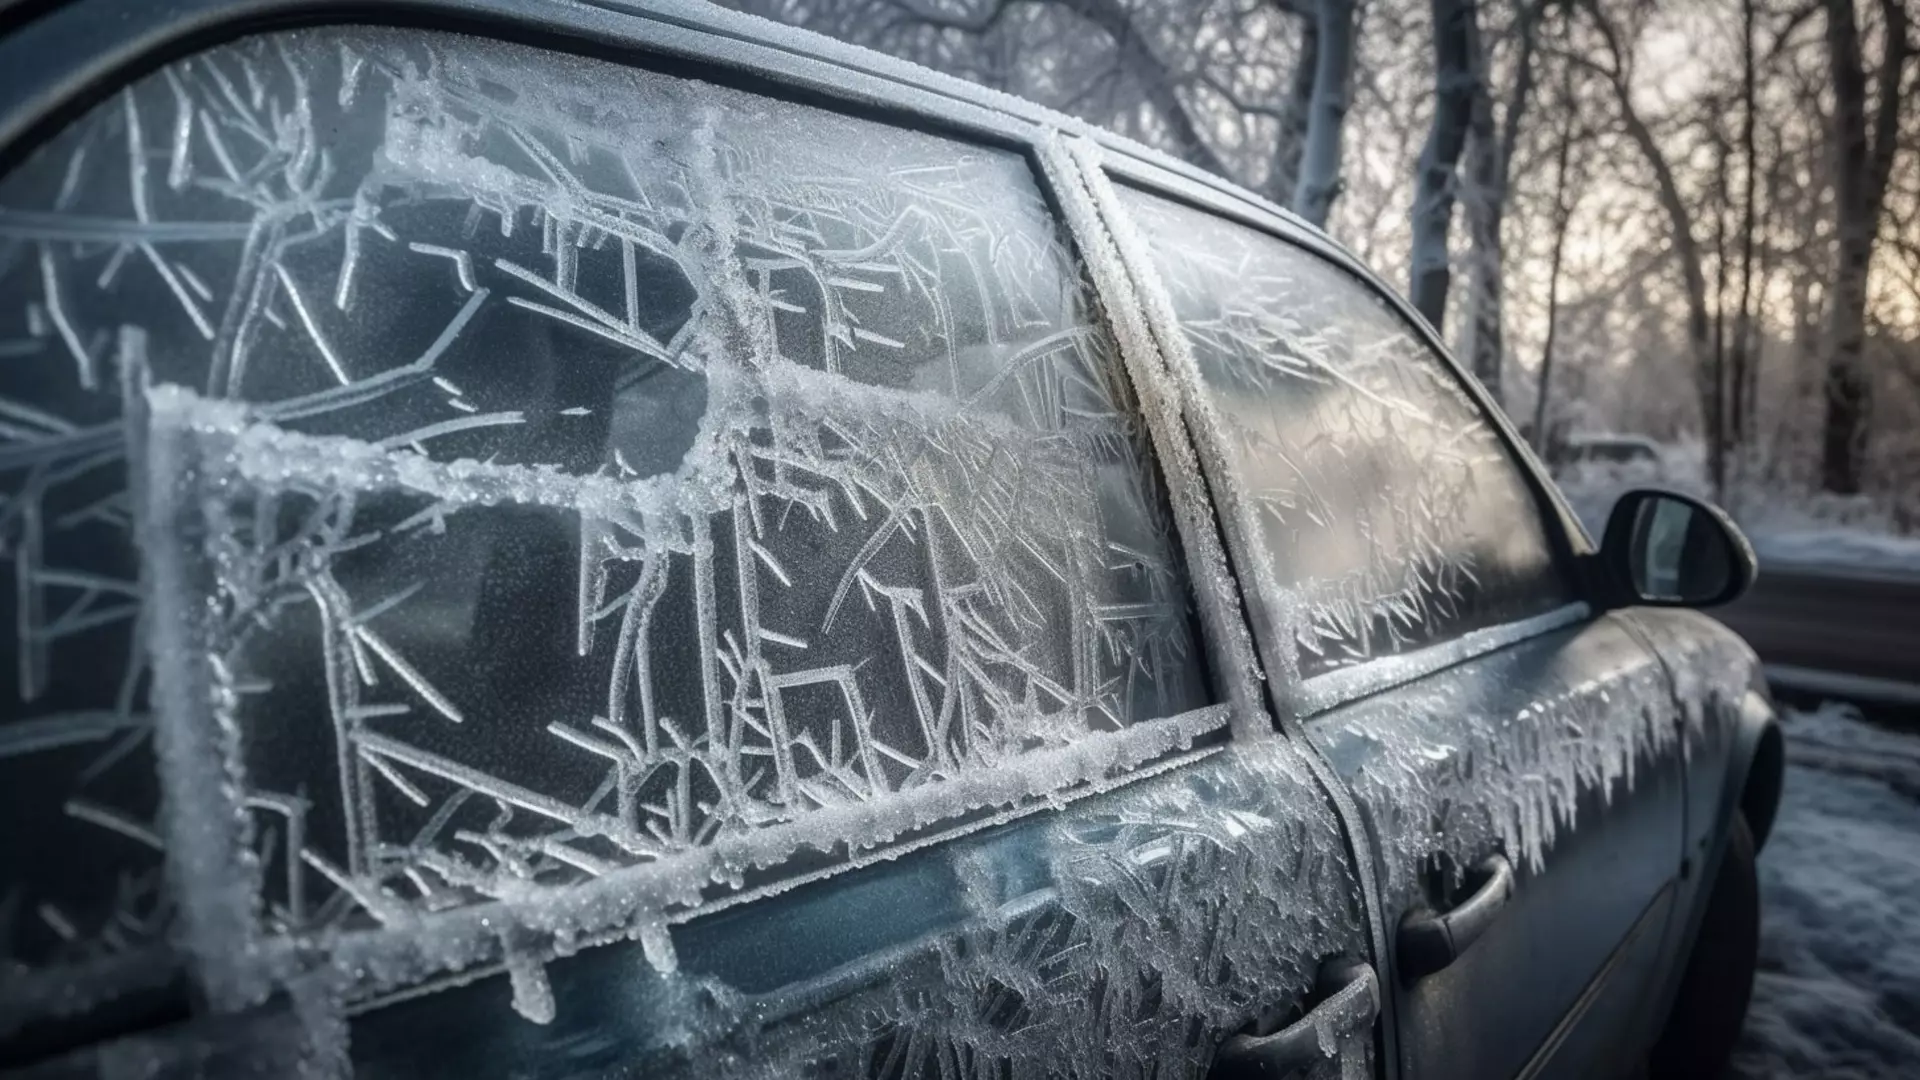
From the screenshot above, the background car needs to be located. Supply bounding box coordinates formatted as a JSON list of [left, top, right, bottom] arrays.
[[1559, 433, 1667, 470], [0, 3, 1782, 1078]]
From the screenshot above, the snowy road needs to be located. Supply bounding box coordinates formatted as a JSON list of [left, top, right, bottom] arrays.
[[1717, 568, 1920, 692], [1731, 702, 1920, 1078]]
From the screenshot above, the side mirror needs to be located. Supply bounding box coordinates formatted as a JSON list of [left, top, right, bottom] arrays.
[[1598, 489, 1757, 609]]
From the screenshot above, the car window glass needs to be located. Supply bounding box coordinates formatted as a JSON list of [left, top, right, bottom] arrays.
[[0, 26, 1212, 1014], [1114, 186, 1571, 679]]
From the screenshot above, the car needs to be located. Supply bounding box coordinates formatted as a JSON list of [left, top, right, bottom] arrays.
[[0, 3, 1783, 1078], [1559, 433, 1667, 470]]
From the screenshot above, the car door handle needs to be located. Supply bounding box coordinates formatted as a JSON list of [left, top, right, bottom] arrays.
[[1396, 854, 1515, 980], [1210, 960, 1379, 1078]]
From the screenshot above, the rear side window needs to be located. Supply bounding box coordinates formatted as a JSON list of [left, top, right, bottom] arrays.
[[1115, 187, 1570, 679], [0, 26, 1211, 1014]]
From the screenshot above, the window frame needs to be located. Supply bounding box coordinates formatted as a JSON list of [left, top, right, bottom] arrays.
[[1088, 149, 1597, 722], [0, 0, 1283, 1050]]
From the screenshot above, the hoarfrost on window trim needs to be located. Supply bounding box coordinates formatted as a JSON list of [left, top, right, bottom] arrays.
[[1030, 134, 1273, 741], [1051, 138, 1407, 1071]]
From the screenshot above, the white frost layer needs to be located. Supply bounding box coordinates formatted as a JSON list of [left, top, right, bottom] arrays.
[[1620, 607, 1757, 747], [661, 737, 1367, 1078], [1035, 134, 1270, 732], [1100, 179, 1567, 683], [147, 384, 721, 551], [296, 701, 1225, 1008], [1301, 605, 1759, 1080], [1309, 616, 1729, 908], [3, 21, 1219, 1039]]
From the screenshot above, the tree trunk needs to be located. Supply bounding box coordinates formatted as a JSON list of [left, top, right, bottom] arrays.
[[1410, 0, 1480, 327], [1459, 97, 1503, 400], [1616, 92, 1713, 432], [1709, 125, 1731, 498], [1726, 0, 1774, 501], [1818, 0, 1913, 494], [1533, 67, 1579, 453], [1731, 0, 1759, 454], [1295, 0, 1357, 227], [1269, 13, 1321, 203], [1458, 0, 1543, 406]]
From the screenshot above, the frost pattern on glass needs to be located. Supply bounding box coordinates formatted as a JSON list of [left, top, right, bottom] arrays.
[[0, 26, 1210, 1021], [1031, 135, 1271, 732], [1112, 188, 1570, 679]]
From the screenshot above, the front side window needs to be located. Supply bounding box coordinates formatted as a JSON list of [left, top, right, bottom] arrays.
[[1115, 187, 1571, 679], [0, 26, 1211, 1013]]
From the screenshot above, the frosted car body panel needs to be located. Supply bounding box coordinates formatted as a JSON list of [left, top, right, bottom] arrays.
[[1309, 614, 1689, 1080], [0, 25, 1213, 1027], [1309, 618, 1680, 912], [347, 737, 1372, 1079], [1111, 186, 1570, 678]]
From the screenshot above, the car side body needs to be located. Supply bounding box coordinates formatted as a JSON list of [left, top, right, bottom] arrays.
[[0, 3, 1782, 1079]]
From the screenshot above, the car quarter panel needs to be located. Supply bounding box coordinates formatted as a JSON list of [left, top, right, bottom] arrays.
[[1615, 609, 1770, 867], [1613, 607, 1774, 1051]]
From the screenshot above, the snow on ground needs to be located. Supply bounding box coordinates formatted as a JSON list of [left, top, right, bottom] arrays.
[[1552, 457, 1920, 579], [1732, 702, 1920, 1079]]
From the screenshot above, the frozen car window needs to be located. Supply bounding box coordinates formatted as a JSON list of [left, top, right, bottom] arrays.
[[1115, 187, 1571, 678], [0, 27, 1212, 1017]]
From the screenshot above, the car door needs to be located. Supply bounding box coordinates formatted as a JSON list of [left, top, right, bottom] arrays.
[[0, 10, 1382, 1078], [1088, 173, 1690, 1080]]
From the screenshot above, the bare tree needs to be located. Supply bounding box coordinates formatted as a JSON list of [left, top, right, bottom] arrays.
[[874, 0, 1235, 174], [1731, 0, 1761, 455], [1457, 0, 1547, 405], [1532, 54, 1583, 451], [1409, 0, 1482, 326], [1706, 89, 1736, 496], [1269, 12, 1322, 199], [733, 0, 1350, 220], [731, 0, 1920, 532], [1819, 0, 1915, 493], [1296, 0, 1360, 224], [1571, 0, 1716, 451]]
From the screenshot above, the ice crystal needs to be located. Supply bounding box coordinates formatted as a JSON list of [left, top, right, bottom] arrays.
[[0, 25, 1213, 1032], [344, 738, 1372, 1080], [1108, 187, 1570, 680]]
